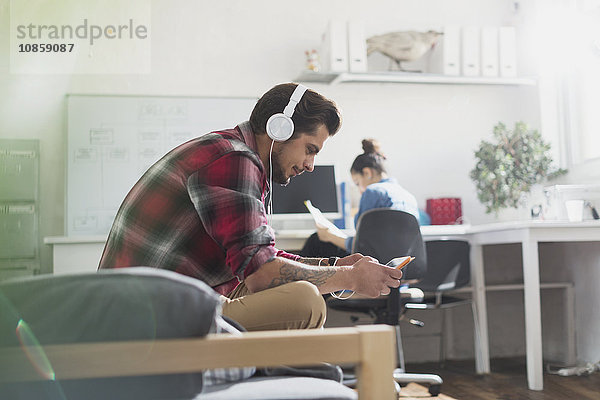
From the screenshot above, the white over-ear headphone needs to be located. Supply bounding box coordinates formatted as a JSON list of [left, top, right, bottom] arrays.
[[266, 84, 309, 142]]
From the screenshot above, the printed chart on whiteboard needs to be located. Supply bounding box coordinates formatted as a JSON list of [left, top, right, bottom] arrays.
[[66, 95, 256, 236]]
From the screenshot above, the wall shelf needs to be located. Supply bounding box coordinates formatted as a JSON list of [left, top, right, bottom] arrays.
[[296, 71, 537, 86]]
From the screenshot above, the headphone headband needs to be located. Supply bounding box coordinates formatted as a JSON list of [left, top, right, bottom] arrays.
[[283, 84, 308, 117]]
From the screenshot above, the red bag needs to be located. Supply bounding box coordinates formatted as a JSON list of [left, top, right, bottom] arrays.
[[426, 198, 462, 225]]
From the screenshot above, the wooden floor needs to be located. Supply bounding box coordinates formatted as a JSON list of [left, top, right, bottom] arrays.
[[397, 358, 600, 400]]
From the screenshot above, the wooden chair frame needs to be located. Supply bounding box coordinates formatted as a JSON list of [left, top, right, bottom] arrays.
[[1, 325, 397, 399]]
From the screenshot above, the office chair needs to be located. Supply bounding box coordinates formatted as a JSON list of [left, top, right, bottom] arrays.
[[327, 208, 442, 396], [404, 239, 474, 366]]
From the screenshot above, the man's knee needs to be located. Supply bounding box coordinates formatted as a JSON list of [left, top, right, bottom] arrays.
[[286, 281, 327, 329]]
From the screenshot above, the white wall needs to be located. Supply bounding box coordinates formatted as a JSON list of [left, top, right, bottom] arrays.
[[0, 0, 538, 271], [1, 0, 598, 363]]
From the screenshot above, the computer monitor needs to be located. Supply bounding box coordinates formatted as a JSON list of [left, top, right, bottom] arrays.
[[267, 165, 341, 220]]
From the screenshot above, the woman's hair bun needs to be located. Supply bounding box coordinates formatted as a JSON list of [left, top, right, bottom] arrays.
[[361, 138, 385, 159]]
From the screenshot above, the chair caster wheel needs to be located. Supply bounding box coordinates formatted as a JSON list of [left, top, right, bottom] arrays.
[[429, 384, 441, 396]]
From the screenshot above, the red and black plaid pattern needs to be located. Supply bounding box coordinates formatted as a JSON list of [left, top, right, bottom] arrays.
[[99, 122, 299, 295]]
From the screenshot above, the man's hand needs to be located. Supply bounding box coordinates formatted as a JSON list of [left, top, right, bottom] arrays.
[[335, 253, 373, 266], [348, 256, 403, 298]]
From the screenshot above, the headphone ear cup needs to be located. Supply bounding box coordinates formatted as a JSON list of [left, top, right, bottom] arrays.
[[266, 113, 294, 142]]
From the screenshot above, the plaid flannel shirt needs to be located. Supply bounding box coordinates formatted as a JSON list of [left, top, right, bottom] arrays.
[[98, 122, 300, 295]]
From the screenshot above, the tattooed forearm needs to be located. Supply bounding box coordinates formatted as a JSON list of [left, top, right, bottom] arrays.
[[267, 263, 336, 289]]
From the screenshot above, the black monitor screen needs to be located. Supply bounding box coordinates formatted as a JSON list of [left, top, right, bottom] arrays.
[[268, 165, 338, 214]]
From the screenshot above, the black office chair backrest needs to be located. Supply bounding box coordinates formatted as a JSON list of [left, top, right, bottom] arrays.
[[352, 208, 426, 280], [418, 240, 471, 293]]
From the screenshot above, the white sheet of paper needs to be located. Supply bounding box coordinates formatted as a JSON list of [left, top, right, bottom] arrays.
[[304, 200, 348, 239]]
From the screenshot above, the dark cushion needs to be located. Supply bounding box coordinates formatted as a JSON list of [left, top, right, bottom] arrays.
[[0, 267, 222, 400]]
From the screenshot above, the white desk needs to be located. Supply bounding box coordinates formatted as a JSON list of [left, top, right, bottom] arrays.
[[44, 235, 107, 275], [272, 225, 471, 249], [277, 221, 600, 390], [457, 221, 600, 390], [43, 232, 338, 274], [45, 220, 600, 390]]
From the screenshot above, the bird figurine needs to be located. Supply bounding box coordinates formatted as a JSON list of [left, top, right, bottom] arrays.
[[367, 30, 443, 71]]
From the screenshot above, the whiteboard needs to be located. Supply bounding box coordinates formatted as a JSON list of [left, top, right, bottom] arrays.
[[66, 95, 257, 236]]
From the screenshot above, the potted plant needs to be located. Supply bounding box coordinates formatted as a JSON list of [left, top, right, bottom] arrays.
[[470, 121, 567, 214]]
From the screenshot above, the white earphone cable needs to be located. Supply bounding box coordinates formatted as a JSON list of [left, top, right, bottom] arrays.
[[325, 258, 355, 300], [268, 139, 275, 226]]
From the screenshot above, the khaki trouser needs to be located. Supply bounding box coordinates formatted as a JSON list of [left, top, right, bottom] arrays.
[[221, 281, 326, 331]]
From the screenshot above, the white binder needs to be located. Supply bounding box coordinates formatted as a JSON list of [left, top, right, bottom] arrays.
[[462, 26, 480, 76], [481, 27, 499, 77], [321, 20, 348, 73], [499, 26, 517, 77], [347, 20, 367, 72], [429, 25, 460, 75]]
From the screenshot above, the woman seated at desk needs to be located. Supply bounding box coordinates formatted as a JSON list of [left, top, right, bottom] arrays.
[[301, 138, 420, 258]]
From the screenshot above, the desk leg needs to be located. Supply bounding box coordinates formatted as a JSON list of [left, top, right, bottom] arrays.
[[470, 244, 490, 374], [522, 239, 543, 390], [565, 284, 576, 366]]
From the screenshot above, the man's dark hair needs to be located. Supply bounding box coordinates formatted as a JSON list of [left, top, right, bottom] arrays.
[[250, 83, 342, 139]]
